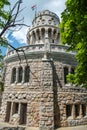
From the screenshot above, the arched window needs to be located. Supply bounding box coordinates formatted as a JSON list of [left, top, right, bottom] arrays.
[[32, 31, 36, 44], [18, 67, 23, 83], [64, 67, 68, 84], [11, 68, 16, 83], [48, 28, 52, 43], [41, 28, 45, 42], [24, 66, 30, 83], [71, 68, 75, 74], [36, 29, 40, 42]]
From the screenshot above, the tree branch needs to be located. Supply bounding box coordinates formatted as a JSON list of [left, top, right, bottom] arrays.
[[0, 0, 29, 37]]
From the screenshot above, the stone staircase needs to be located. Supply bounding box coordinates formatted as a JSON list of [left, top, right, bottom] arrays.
[[0, 127, 25, 130]]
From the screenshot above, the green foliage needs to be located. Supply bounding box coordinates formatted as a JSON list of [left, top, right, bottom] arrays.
[[0, 0, 10, 91], [60, 0, 87, 86], [0, 0, 10, 59], [67, 74, 75, 84], [0, 0, 10, 27]]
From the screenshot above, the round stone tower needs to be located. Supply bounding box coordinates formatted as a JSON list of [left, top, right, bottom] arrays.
[[0, 10, 87, 130], [27, 10, 60, 45]]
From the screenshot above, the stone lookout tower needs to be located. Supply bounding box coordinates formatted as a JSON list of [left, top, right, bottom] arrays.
[[1, 10, 87, 130]]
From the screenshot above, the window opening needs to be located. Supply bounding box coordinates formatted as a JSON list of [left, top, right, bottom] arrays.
[[20, 103, 27, 125], [11, 68, 16, 83], [18, 67, 23, 83], [5, 102, 11, 122], [82, 104, 86, 117], [75, 104, 80, 117], [71, 68, 75, 74], [64, 67, 68, 84], [13, 102, 19, 114], [52, 39, 54, 43], [39, 36, 41, 40], [25, 66, 30, 83], [66, 105, 72, 117]]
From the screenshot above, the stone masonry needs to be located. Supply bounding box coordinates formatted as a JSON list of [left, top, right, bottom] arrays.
[[0, 10, 87, 130]]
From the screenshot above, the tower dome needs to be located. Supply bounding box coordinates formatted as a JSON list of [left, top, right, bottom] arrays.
[[27, 10, 60, 45]]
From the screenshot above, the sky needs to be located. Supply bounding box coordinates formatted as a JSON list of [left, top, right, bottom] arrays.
[[1, 0, 66, 55]]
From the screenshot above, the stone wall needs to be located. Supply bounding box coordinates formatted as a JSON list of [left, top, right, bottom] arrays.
[[0, 55, 87, 130], [0, 59, 42, 126], [57, 91, 87, 127], [4, 59, 42, 91], [53, 60, 87, 128], [0, 58, 54, 130], [0, 91, 41, 126]]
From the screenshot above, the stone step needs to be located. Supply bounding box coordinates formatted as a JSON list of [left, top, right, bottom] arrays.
[[0, 127, 25, 130], [0, 122, 87, 130]]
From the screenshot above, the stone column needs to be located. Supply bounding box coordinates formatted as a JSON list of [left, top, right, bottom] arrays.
[[72, 104, 75, 119], [68, 66, 71, 74], [86, 104, 87, 116], [45, 28, 49, 44], [36, 31, 38, 40], [30, 32, 33, 44], [15, 67, 18, 83], [10, 102, 13, 122], [55, 30, 58, 44], [44, 28, 51, 58], [39, 59, 54, 130], [52, 29, 54, 43], [18, 103, 21, 115], [35, 31, 39, 43], [22, 66, 25, 84], [80, 104, 83, 118]]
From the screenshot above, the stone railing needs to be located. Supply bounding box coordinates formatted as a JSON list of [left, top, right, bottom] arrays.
[[5, 44, 44, 59], [5, 44, 75, 59]]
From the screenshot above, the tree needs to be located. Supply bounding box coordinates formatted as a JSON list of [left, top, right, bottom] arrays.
[[60, 0, 87, 87], [0, 0, 29, 91], [0, 0, 28, 57], [0, 61, 4, 92], [0, 0, 10, 58]]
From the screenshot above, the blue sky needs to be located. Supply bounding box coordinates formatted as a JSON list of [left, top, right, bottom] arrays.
[[1, 0, 66, 55]]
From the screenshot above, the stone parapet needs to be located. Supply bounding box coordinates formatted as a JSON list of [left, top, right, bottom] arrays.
[[5, 44, 75, 62]]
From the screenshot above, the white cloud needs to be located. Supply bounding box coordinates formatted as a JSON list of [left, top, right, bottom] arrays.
[[42, 0, 66, 19], [12, 26, 28, 44]]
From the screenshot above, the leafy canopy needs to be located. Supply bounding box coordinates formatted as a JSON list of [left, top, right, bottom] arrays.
[[60, 0, 87, 87], [0, 0, 10, 58]]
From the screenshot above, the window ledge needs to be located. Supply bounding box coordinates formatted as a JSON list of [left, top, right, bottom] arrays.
[[75, 116, 82, 119], [65, 83, 71, 87], [23, 82, 29, 85], [67, 116, 73, 120], [11, 83, 16, 86], [11, 82, 30, 86], [83, 115, 87, 118]]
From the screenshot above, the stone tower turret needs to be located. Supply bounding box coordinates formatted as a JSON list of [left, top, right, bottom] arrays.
[[27, 10, 60, 45]]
